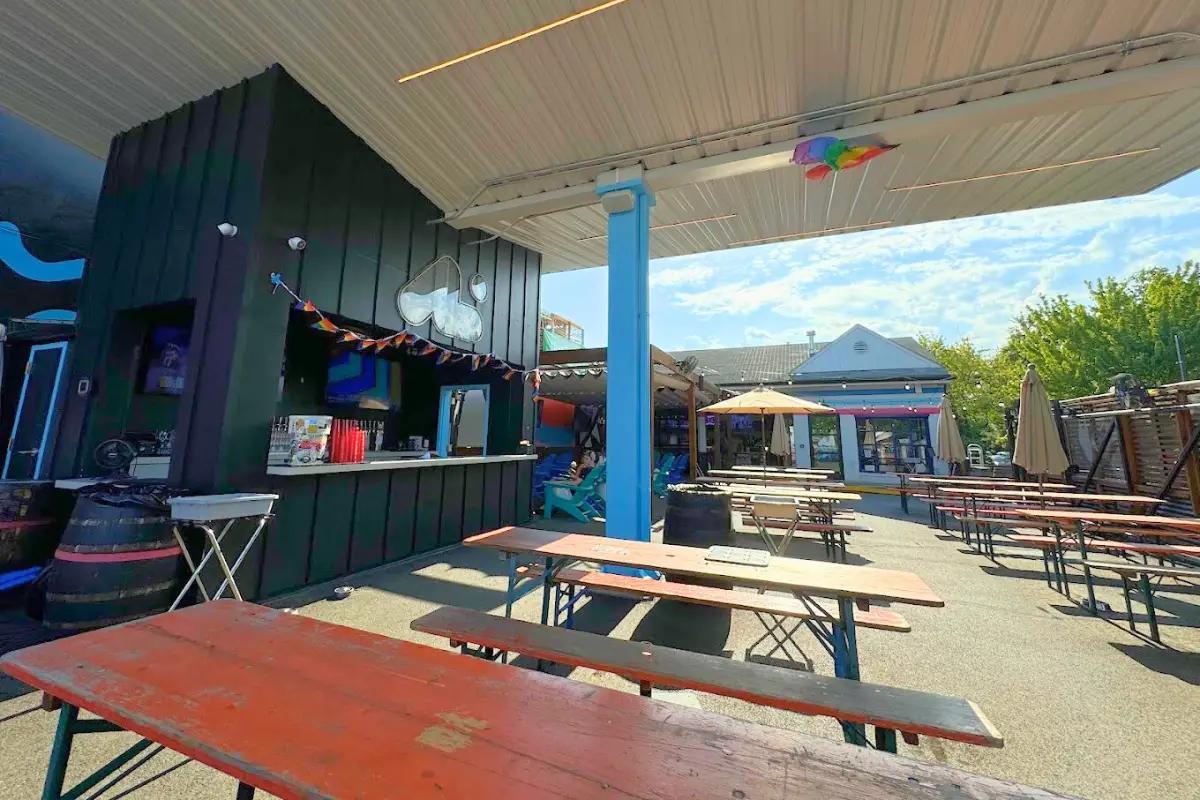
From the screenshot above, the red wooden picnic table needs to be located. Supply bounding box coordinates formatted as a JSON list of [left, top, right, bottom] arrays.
[[1017, 509, 1200, 612], [939, 487, 1161, 504], [0, 601, 1076, 800]]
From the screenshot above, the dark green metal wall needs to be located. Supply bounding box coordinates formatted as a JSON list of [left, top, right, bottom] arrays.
[[50, 65, 541, 597]]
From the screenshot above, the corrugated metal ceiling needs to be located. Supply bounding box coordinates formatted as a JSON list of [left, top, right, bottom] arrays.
[[1, 0, 1199, 271]]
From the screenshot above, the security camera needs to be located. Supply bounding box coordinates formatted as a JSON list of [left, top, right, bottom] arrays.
[[287, 237, 307, 251], [216, 222, 238, 237]]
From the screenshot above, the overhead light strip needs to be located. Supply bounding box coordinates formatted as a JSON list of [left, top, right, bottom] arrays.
[[731, 221, 892, 247], [577, 213, 738, 242], [887, 147, 1159, 192], [397, 0, 631, 85]]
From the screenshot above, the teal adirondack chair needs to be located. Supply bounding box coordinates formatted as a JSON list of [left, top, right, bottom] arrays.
[[652, 454, 677, 497], [544, 461, 607, 522]]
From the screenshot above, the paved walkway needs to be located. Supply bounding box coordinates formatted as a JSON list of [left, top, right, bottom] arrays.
[[1, 495, 1197, 799]]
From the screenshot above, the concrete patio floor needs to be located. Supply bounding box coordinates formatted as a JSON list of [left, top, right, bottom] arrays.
[[1, 494, 1197, 799]]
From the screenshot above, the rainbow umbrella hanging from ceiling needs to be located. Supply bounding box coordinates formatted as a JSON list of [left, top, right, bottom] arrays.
[[790, 136, 897, 180]]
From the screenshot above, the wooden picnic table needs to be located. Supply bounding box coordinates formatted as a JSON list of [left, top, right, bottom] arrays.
[[709, 469, 834, 482], [897, 475, 1075, 518], [701, 474, 845, 489], [1017, 509, 1200, 529], [939, 487, 1161, 505], [729, 465, 837, 475], [712, 483, 863, 502], [906, 476, 1074, 488], [467, 527, 939, 607], [2, 600, 1073, 800], [1016, 509, 1199, 612]]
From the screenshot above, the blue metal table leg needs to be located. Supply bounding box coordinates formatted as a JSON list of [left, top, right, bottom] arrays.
[[832, 597, 865, 746]]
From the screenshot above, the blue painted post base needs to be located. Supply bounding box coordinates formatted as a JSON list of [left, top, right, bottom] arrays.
[[602, 564, 661, 579]]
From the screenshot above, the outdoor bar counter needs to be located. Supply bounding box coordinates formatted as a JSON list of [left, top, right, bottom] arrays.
[[254, 454, 535, 600], [49, 67, 543, 603]]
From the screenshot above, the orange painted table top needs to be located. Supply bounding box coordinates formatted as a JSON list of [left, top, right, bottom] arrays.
[[939, 487, 1161, 503], [0, 600, 1077, 800], [466, 527, 943, 606], [1018, 509, 1200, 529]]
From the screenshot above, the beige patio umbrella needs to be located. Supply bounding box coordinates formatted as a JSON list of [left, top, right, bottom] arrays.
[[768, 413, 793, 462], [1013, 366, 1069, 481], [935, 395, 967, 474], [701, 387, 833, 476]]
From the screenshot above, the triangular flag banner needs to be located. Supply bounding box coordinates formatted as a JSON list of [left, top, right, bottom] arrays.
[[420, 342, 438, 356], [313, 318, 337, 332], [470, 355, 482, 370], [503, 369, 516, 381], [339, 331, 359, 343], [358, 339, 376, 350], [437, 350, 453, 365], [295, 300, 317, 313]]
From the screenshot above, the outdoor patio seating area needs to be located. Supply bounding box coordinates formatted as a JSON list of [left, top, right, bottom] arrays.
[[3, 494, 1193, 800]]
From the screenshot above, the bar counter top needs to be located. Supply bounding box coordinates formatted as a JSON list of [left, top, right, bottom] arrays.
[[265, 453, 536, 476]]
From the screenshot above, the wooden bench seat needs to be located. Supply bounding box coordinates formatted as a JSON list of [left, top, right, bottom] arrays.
[[1006, 534, 1200, 558], [548, 568, 910, 632], [411, 606, 1001, 749], [1079, 560, 1200, 643], [1080, 560, 1200, 579]]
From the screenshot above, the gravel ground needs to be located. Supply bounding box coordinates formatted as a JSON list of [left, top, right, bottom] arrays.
[[1, 494, 1196, 799]]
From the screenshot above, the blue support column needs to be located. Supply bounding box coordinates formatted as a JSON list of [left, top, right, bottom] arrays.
[[598, 166, 654, 549]]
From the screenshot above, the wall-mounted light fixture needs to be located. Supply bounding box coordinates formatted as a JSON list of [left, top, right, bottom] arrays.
[[288, 237, 307, 251], [216, 223, 238, 237]]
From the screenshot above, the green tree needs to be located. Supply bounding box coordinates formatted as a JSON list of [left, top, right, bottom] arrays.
[[917, 335, 1021, 451], [1004, 263, 1200, 398]]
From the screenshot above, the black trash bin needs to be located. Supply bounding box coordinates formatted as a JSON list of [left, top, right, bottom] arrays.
[[662, 483, 733, 586], [42, 486, 186, 631]]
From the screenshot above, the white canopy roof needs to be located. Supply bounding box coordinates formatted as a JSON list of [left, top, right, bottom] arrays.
[[2, 1, 1199, 271]]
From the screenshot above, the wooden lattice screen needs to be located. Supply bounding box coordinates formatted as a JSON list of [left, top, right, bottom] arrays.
[[1057, 385, 1200, 514]]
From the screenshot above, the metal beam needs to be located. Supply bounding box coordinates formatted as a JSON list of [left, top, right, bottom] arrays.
[[447, 56, 1200, 230]]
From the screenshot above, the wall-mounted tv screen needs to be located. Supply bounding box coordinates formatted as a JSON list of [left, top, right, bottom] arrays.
[[326, 350, 401, 410], [142, 325, 189, 396]]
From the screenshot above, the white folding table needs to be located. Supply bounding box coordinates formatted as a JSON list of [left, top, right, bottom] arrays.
[[167, 493, 277, 609]]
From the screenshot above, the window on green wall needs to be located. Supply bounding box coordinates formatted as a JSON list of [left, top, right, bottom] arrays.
[[856, 416, 932, 474]]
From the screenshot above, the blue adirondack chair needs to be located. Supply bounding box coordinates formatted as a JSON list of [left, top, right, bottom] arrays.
[[667, 453, 689, 486], [652, 454, 677, 497], [544, 461, 607, 522], [533, 452, 573, 504]]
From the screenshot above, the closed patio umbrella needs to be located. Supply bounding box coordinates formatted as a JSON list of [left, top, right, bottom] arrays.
[[935, 395, 967, 474], [768, 413, 792, 462], [700, 387, 833, 476], [1013, 366, 1069, 481]]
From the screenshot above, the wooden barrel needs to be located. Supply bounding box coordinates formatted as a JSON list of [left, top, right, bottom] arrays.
[[43, 495, 183, 631], [663, 484, 733, 587]]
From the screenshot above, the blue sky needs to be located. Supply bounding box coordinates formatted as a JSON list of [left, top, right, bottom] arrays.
[[540, 170, 1200, 352]]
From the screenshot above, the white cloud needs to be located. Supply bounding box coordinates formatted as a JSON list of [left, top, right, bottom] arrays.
[[649, 262, 714, 287], [660, 187, 1200, 348]]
